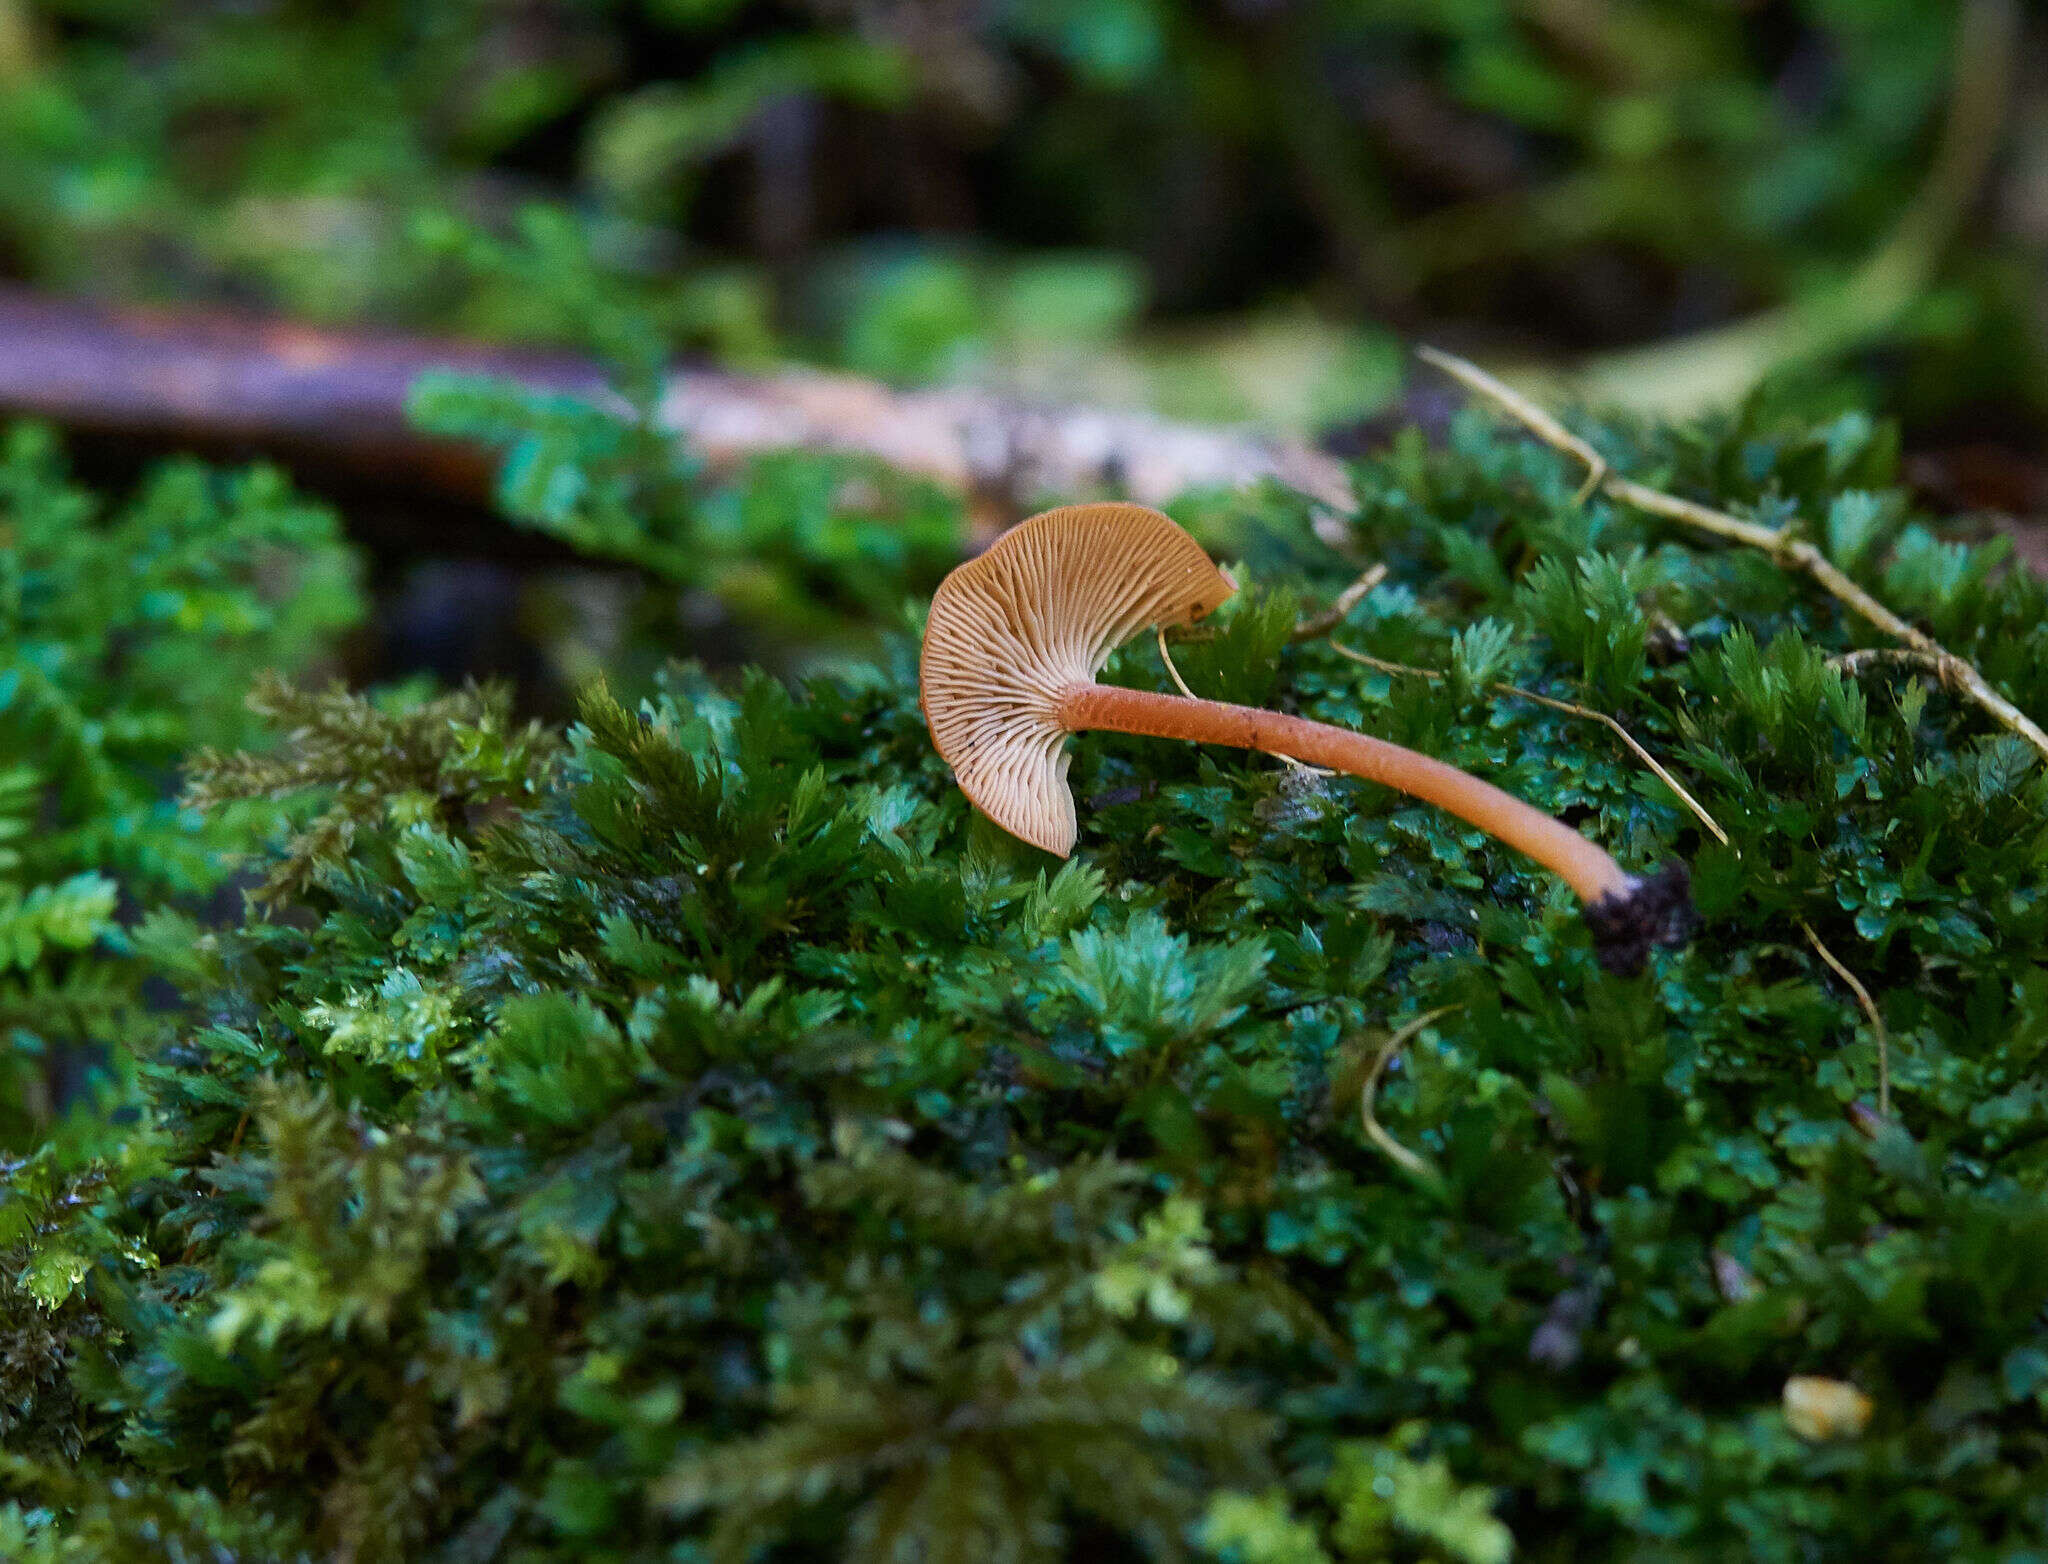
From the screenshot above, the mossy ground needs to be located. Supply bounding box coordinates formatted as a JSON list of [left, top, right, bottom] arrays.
[[6, 398, 2048, 1562]]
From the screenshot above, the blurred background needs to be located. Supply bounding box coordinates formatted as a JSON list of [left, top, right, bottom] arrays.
[[0, 1, 2040, 407], [0, 0, 2043, 697]]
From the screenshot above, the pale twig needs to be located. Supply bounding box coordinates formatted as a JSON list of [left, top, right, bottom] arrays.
[[1328, 643, 1436, 681], [1418, 345, 2048, 766], [1156, 624, 1197, 699], [1326, 642, 1729, 848], [1292, 562, 1390, 640], [1417, 344, 1605, 473], [1802, 920, 1891, 1118], [1570, 457, 1609, 508], [1277, 753, 1337, 777], [1828, 647, 1961, 692], [1160, 624, 1329, 774], [1360, 1006, 1461, 1198], [1505, 686, 1729, 849]]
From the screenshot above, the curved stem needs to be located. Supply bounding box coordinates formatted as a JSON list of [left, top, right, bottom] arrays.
[[1059, 682, 1632, 906]]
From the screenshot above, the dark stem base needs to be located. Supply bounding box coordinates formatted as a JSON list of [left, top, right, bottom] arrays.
[[1584, 861, 1696, 976]]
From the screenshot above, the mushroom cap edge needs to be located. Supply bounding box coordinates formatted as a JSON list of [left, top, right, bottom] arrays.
[[919, 502, 1236, 855]]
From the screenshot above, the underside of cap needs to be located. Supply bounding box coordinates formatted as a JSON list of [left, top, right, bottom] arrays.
[[920, 502, 1236, 855]]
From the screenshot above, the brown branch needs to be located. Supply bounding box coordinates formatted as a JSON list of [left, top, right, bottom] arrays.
[[0, 288, 572, 503], [1418, 344, 2048, 766], [0, 287, 1354, 516]]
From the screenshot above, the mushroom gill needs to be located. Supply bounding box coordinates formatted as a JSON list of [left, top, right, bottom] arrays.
[[919, 501, 1235, 855]]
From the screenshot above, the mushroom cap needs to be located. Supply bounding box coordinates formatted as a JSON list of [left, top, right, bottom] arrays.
[[920, 502, 1236, 855]]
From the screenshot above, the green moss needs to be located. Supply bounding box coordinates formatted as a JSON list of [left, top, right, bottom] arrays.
[[0, 426, 360, 1148], [8, 405, 2048, 1560]]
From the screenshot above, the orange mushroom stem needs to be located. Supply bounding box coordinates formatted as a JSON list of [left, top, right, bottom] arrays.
[[920, 502, 1692, 974]]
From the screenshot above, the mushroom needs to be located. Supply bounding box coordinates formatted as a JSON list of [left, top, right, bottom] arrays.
[[920, 502, 1692, 974]]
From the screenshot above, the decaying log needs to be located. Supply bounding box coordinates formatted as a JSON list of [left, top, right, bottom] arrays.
[[0, 288, 597, 502], [0, 288, 1354, 515], [655, 368, 1356, 513]]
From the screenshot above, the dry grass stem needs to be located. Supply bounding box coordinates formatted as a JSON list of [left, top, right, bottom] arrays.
[[1802, 920, 1892, 1117], [1156, 624, 1198, 700], [1418, 345, 2048, 765], [1160, 624, 1329, 774], [1293, 563, 1390, 640], [1328, 643, 1435, 680], [1326, 642, 1729, 847], [1361, 1006, 1461, 1196], [1506, 687, 1730, 849], [1828, 647, 1959, 689]]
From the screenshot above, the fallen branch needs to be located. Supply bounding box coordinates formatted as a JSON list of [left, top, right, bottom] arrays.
[[0, 288, 613, 496], [1417, 344, 2048, 766], [0, 287, 1354, 515]]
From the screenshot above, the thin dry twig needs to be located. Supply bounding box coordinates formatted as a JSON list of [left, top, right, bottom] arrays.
[[1507, 686, 1730, 849], [1802, 920, 1892, 1118], [1292, 563, 1390, 640], [1418, 345, 2048, 766], [1361, 1006, 1461, 1197], [1159, 625, 1329, 773], [1417, 343, 1607, 477], [1156, 625, 1198, 699], [1327, 643, 1433, 680], [1828, 647, 1961, 691], [1324, 641, 1730, 848]]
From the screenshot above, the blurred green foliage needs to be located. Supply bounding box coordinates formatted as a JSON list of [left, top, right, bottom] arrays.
[[7, 404, 2048, 1557], [405, 359, 968, 678], [0, 425, 359, 1147], [1, 0, 2042, 426]]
